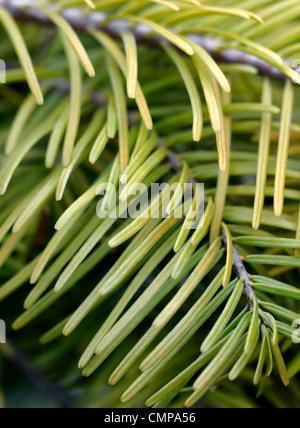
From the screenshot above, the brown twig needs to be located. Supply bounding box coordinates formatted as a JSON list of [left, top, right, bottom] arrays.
[[221, 229, 256, 309], [0, 0, 297, 83]]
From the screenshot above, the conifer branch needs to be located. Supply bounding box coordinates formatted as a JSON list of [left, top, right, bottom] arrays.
[[0, 0, 297, 83], [1, 340, 73, 408], [221, 229, 256, 309]]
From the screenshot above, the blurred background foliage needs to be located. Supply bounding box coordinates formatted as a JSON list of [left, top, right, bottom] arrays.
[[0, 0, 299, 408]]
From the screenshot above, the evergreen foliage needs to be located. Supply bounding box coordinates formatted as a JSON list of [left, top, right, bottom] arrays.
[[0, 0, 299, 408]]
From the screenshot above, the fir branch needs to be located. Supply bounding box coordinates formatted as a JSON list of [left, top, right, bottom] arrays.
[[0, 0, 298, 83]]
